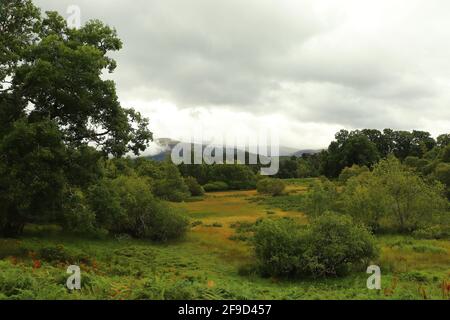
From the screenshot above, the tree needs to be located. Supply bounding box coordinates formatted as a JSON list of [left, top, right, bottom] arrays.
[[0, 0, 40, 85], [184, 176, 205, 196], [338, 164, 369, 183], [303, 179, 339, 217], [370, 157, 447, 232], [0, 119, 67, 236], [437, 134, 450, 148], [152, 162, 190, 202], [321, 131, 379, 178], [0, 1, 152, 236], [277, 157, 299, 179]]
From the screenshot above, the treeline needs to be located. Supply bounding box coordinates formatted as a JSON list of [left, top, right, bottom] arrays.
[[276, 129, 450, 198]]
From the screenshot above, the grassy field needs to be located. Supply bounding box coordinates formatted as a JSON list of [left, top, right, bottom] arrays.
[[0, 179, 449, 300]]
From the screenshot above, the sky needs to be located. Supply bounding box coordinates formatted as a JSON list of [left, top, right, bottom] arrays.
[[35, 0, 450, 151]]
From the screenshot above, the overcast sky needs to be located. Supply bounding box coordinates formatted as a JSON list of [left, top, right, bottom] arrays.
[[35, 0, 450, 150]]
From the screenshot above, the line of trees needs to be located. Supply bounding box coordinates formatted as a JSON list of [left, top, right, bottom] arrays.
[[276, 129, 450, 199]]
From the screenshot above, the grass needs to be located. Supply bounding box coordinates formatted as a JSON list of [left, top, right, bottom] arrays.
[[0, 179, 449, 300]]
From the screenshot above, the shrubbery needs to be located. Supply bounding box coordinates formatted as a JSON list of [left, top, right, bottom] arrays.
[[338, 165, 369, 183], [63, 175, 189, 241], [184, 176, 205, 196], [203, 181, 229, 192], [152, 162, 190, 202], [256, 178, 286, 196], [304, 157, 449, 235], [254, 213, 378, 278], [303, 178, 339, 217]]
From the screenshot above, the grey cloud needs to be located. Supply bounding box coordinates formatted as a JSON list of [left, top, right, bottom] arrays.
[[34, 0, 450, 137]]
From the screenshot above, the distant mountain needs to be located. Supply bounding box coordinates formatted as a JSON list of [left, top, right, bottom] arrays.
[[144, 138, 322, 161]]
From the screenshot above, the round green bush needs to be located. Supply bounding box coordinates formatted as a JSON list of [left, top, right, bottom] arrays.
[[184, 176, 205, 196], [254, 213, 378, 278], [256, 178, 286, 196]]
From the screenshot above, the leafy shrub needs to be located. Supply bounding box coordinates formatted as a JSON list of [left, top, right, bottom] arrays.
[[61, 188, 97, 235], [254, 213, 378, 278], [87, 175, 189, 241], [341, 157, 449, 233], [146, 205, 189, 241], [303, 213, 378, 277], [254, 218, 305, 277], [184, 176, 205, 196], [203, 181, 229, 192], [86, 178, 124, 231], [152, 162, 190, 202], [303, 179, 338, 218], [338, 165, 369, 183], [256, 178, 286, 196]]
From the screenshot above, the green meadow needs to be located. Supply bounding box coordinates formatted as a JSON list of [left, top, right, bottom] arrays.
[[1, 179, 448, 300]]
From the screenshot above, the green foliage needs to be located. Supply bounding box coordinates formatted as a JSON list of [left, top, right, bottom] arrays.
[[341, 157, 449, 233], [340, 173, 387, 232], [179, 163, 256, 190], [303, 213, 378, 277], [209, 165, 256, 190], [184, 176, 205, 196], [152, 162, 190, 202], [338, 165, 369, 183], [61, 188, 97, 235], [256, 178, 286, 196], [203, 181, 229, 192], [254, 214, 378, 278], [108, 175, 189, 240], [372, 157, 447, 232], [0, 119, 67, 237], [0, 1, 153, 237], [303, 179, 338, 217], [254, 218, 306, 277]]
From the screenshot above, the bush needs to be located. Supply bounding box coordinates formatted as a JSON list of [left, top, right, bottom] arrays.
[[341, 157, 449, 233], [84, 175, 189, 241], [254, 213, 378, 278], [256, 178, 286, 196], [152, 162, 190, 202], [303, 213, 378, 277], [203, 181, 229, 192], [254, 218, 306, 277], [338, 165, 369, 183], [184, 176, 205, 196], [111, 175, 189, 240], [61, 188, 97, 235], [303, 179, 338, 218]]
